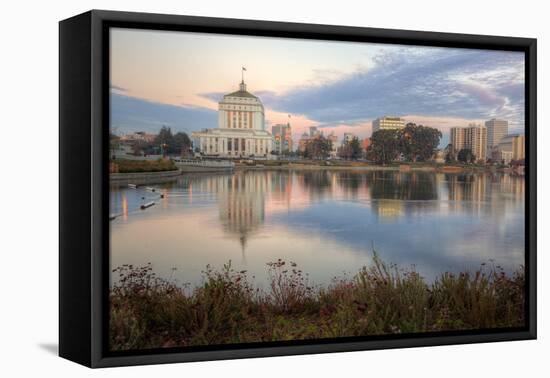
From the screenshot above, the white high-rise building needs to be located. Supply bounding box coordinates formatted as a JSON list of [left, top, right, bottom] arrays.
[[192, 77, 273, 157], [485, 119, 509, 156], [372, 116, 405, 132], [450, 124, 487, 161]]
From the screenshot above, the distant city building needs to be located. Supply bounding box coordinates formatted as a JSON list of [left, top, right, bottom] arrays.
[[309, 126, 321, 137], [119, 131, 156, 143], [192, 77, 272, 157], [272, 123, 293, 154], [327, 132, 339, 158], [111, 144, 134, 159], [434, 149, 445, 163], [372, 116, 405, 132], [298, 126, 325, 153], [512, 134, 526, 161], [485, 119, 509, 156], [450, 124, 487, 161], [361, 138, 371, 151], [343, 133, 355, 144], [492, 134, 525, 164], [298, 132, 310, 153]]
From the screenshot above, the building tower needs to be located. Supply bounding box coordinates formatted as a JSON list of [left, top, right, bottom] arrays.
[[192, 70, 273, 157], [485, 119, 509, 157]]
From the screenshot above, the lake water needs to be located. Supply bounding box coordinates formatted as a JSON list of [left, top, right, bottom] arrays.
[[110, 169, 525, 288]]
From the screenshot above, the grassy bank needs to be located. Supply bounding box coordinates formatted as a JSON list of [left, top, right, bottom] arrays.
[[113, 158, 177, 173], [110, 254, 524, 351]]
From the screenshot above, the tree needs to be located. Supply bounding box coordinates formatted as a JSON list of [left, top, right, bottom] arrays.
[[173, 132, 192, 156], [154, 126, 175, 156], [131, 139, 157, 156], [445, 144, 456, 163], [339, 136, 363, 160], [399, 123, 442, 162], [109, 133, 120, 158], [349, 137, 362, 159], [304, 136, 332, 159], [366, 129, 400, 164], [457, 148, 475, 163]]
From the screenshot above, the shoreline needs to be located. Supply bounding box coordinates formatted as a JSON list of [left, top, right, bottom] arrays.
[[110, 169, 181, 186], [109, 163, 521, 186], [234, 163, 508, 173]]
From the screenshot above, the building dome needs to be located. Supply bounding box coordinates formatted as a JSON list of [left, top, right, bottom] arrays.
[[218, 80, 265, 131], [224, 81, 258, 99], [191, 74, 272, 158]]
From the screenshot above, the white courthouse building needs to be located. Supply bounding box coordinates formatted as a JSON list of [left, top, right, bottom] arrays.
[[192, 80, 273, 158]]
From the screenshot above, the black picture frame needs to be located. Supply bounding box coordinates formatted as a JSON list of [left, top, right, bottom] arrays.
[[59, 9, 537, 368]]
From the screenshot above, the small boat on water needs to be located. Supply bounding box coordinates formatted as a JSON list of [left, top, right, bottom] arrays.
[[172, 158, 234, 173], [140, 202, 155, 210]]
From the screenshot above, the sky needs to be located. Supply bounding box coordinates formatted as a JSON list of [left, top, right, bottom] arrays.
[[110, 27, 525, 147]]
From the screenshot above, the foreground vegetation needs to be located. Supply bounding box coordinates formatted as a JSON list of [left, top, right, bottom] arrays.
[[113, 158, 177, 173], [110, 255, 524, 351]]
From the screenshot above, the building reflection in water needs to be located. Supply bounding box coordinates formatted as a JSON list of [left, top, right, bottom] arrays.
[[110, 169, 526, 286], [122, 192, 127, 224], [150, 170, 525, 256], [218, 173, 266, 260], [368, 171, 438, 221], [445, 172, 524, 217], [112, 170, 525, 232]]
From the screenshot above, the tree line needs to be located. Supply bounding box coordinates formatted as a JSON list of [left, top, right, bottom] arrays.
[[110, 126, 192, 157], [300, 135, 363, 160], [366, 123, 442, 164]]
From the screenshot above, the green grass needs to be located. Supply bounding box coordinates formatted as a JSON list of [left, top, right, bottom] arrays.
[[113, 158, 177, 173], [109, 254, 525, 351]]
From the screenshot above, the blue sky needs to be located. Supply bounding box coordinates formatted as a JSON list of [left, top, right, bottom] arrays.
[[110, 28, 525, 144]]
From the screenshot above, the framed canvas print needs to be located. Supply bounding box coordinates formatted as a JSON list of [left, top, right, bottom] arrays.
[[59, 10, 536, 368]]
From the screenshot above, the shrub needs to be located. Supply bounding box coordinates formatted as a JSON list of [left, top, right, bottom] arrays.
[[114, 158, 177, 173], [109, 256, 525, 351]]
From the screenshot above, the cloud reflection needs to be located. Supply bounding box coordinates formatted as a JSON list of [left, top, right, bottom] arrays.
[[110, 170, 525, 284]]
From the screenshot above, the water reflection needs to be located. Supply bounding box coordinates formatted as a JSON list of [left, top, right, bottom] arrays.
[[218, 174, 266, 257], [110, 170, 525, 286]]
